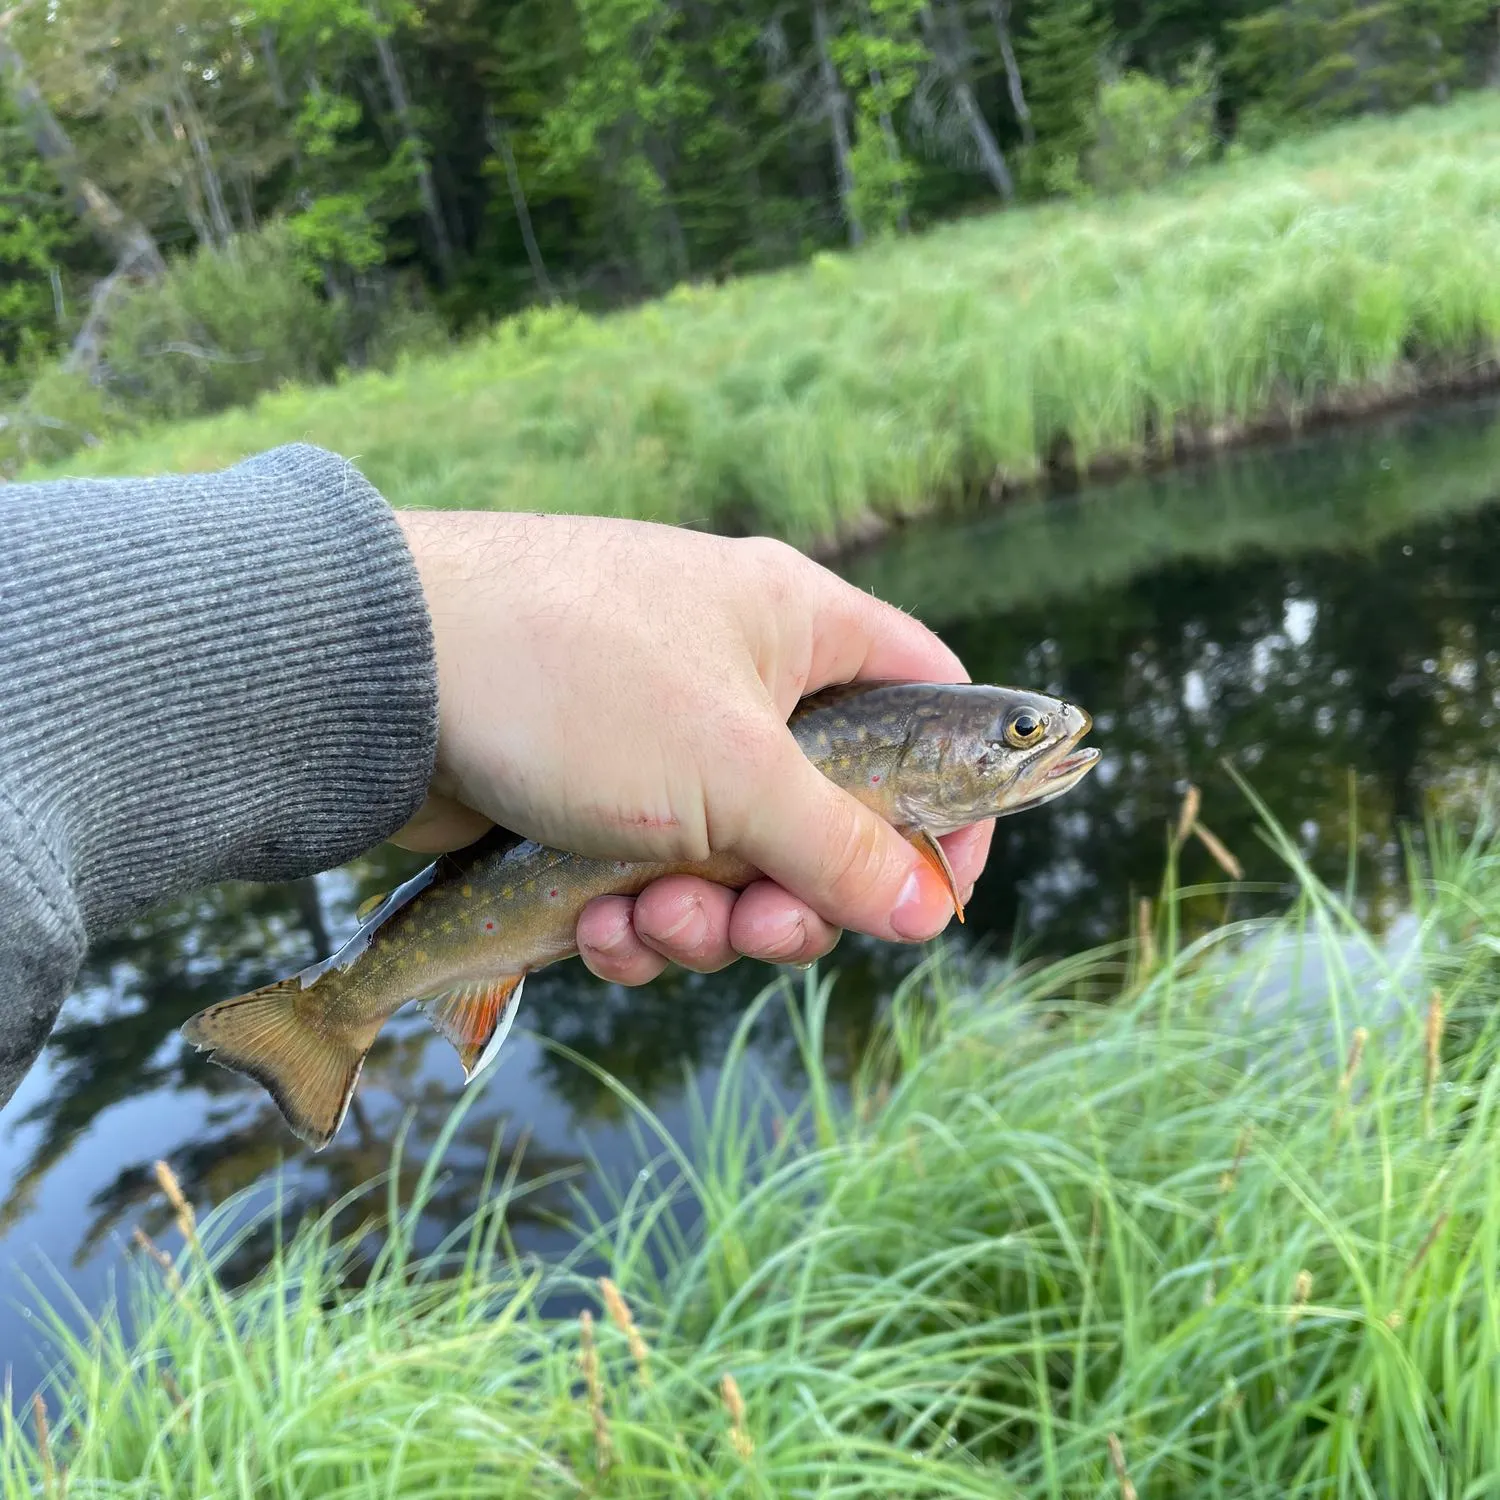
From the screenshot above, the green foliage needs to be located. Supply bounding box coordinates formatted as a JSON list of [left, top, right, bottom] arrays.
[[2, 0, 1495, 419], [26, 94, 1500, 549], [1228, 0, 1498, 138], [1018, 0, 1115, 195], [834, 0, 927, 237], [0, 0, 1494, 415], [537, 0, 709, 289], [100, 225, 343, 423], [10, 801, 1500, 1493], [284, 192, 388, 278], [0, 99, 75, 391], [846, 113, 917, 236], [1083, 47, 1218, 194], [0, 363, 128, 476], [281, 83, 419, 279]]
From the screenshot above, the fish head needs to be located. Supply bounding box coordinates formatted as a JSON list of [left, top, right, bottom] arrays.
[[889, 684, 1099, 835]]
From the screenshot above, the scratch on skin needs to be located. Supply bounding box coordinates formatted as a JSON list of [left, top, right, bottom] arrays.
[[613, 811, 682, 831]]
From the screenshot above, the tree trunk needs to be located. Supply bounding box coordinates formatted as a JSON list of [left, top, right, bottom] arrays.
[[812, 0, 864, 246], [368, 5, 456, 281], [921, 0, 1014, 200], [644, 137, 690, 282], [175, 82, 233, 246], [986, 0, 1033, 145], [259, 26, 289, 110], [0, 24, 165, 277], [234, 171, 257, 233], [160, 94, 216, 249], [484, 110, 556, 304]]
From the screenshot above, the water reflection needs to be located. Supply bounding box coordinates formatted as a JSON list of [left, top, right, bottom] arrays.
[[6, 394, 1500, 1397]]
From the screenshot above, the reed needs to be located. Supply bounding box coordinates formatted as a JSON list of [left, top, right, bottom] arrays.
[[6, 794, 1500, 1496]]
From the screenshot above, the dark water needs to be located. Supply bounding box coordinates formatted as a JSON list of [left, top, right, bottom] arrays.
[[7, 393, 1500, 1397]]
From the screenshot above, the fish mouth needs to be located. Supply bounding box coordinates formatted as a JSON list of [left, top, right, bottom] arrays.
[[998, 713, 1100, 817], [1043, 746, 1100, 782]]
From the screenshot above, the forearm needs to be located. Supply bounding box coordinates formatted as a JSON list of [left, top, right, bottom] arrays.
[[0, 443, 438, 1108]]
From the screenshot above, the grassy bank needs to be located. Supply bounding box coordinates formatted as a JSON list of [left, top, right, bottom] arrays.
[[6, 798, 1500, 1495], [19, 94, 1500, 550]]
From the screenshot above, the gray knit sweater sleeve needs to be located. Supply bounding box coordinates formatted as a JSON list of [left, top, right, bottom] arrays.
[[0, 443, 439, 1111]]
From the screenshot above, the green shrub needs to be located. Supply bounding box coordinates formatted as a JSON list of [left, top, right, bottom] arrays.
[[101, 224, 343, 424], [0, 363, 129, 477], [1083, 50, 1217, 195]]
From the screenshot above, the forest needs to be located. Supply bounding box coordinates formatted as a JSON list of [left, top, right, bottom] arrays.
[[2, 0, 1498, 464]]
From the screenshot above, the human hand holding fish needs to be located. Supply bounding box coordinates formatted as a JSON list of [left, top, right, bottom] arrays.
[[387, 510, 994, 980], [182, 512, 1100, 1148]]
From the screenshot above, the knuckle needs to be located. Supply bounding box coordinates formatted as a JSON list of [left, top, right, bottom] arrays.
[[741, 534, 803, 575], [738, 536, 809, 605]]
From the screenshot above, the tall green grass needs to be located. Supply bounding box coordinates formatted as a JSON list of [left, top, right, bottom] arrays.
[[7, 795, 1500, 1496], [22, 94, 1500, 549]]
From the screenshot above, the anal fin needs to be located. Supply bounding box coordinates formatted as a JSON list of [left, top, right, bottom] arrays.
[[419, 973, 527, 1083], [906, 829, 965, 924]]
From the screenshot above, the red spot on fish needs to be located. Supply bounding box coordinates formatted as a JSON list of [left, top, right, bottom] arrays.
[[549, 888, 559, 899], [483, 920, 495, 931], [870, 773, 882, 785]]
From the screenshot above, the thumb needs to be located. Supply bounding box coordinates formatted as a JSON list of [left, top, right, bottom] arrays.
[[729, 732, 958, 943]]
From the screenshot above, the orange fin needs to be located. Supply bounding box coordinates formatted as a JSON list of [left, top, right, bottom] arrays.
[[907, 829, 965, 923], [181, 981, 368, 1151], [419, 974, 527, 1083]]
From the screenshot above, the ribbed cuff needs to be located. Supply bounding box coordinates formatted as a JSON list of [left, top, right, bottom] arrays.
[[0, 443, 438, 936]]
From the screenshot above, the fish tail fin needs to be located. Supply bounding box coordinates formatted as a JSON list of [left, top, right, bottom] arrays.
[[180, 981, 368, 1151], [419, 973, 527, 1084]]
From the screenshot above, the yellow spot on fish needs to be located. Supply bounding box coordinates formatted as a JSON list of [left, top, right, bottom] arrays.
[[502, 886, 513, 899], [462, 884, 473, 897], [440, 920, 454, 934], [414, 949, 429, 963]]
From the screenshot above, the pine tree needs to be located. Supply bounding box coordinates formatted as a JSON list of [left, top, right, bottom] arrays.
[[1017, 0, 1113, 194], [1228, 0, 1496, 133]]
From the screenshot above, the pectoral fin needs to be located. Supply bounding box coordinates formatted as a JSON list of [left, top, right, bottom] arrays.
[[906, 829, 965, 924], [419, 973, 527, 1083]]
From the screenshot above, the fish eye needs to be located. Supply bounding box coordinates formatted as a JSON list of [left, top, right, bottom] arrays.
[[1004, 709, 1047, 748]]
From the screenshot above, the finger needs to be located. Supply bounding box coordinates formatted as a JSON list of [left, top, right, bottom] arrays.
[[729, 734, 959, 943], [727, 880, 842, 965], [940, 819, 995, 905], [389, 792, 494, 855], [577, 896, 669, 986], [631, 877, 740, 973]]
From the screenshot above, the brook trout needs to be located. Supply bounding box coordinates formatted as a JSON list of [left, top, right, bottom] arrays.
[[182, 681, 1098, 1149]]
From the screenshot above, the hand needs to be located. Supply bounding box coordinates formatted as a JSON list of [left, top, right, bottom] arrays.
[[389, 511, 993, 985]]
